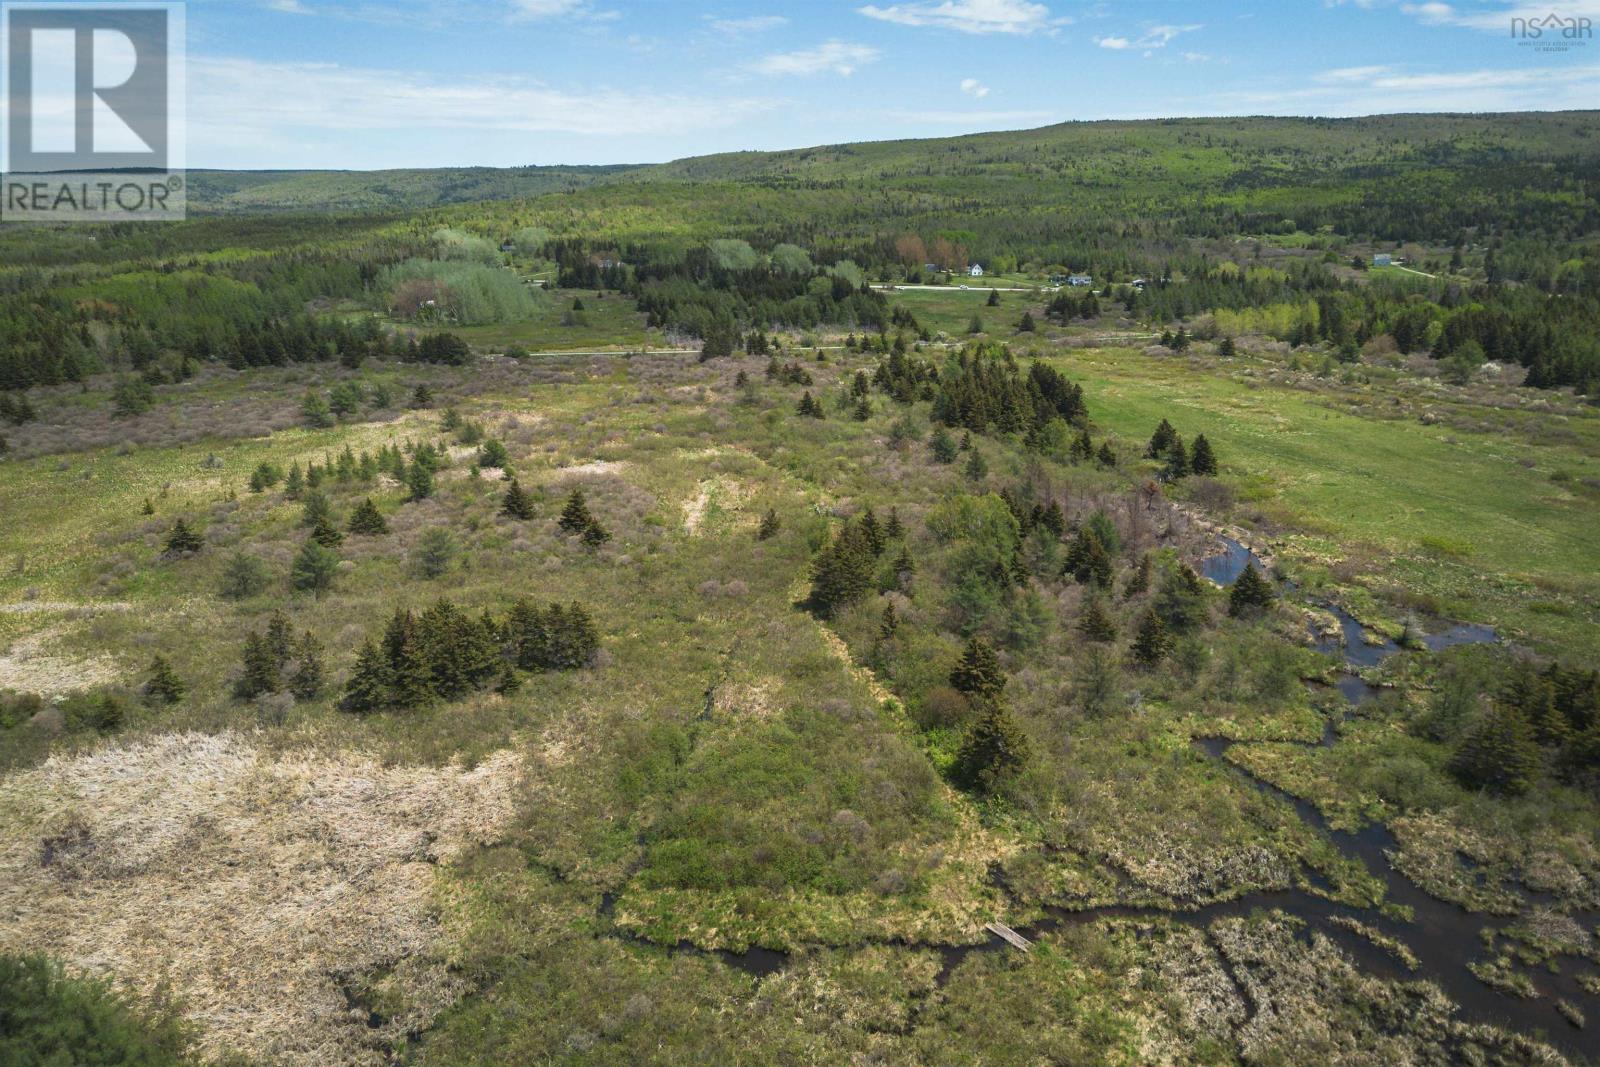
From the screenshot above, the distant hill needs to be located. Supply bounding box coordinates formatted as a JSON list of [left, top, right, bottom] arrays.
[[185, 111, 1600, 213]]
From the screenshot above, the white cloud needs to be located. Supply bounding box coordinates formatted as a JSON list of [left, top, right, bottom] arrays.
[[265, 0, 313, 13], [858, 0, 1063, 35], [1397, 0, 1600, 31], [707, 15, 789, 35], [1215, 61, 1600, 113], [1097, 23, 1200, 50], [186, 56, 773, 147], [749, 40, 881, 77], [960, 77, 991, 97], [509, 0, 617, 21]]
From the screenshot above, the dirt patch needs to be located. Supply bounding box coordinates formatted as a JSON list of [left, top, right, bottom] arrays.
[[682, 477, 756, 536], [0, 732, 523, 1065], [553, 460, 629, 479]]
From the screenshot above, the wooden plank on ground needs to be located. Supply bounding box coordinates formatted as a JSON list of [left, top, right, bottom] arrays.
[[985, 921, 1031, 952]]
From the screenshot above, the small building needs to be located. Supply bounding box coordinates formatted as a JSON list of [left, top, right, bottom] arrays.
[[968, 264, 984, 277], [1129, 278, 1148, 290], [499, 240, 516, 253], [1067, 273, 1093, 287], [924, 263, 941, 273], [1372, 253, 1392, 267]]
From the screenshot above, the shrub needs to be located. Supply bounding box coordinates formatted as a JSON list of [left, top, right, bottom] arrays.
[[218, 551, 270, 599], [0, 953, 190, 1065]]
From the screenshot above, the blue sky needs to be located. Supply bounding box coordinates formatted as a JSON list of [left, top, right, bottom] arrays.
[[177, 0, 1600, 168]]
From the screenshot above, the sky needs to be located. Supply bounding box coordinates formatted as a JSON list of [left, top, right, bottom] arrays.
[[159, 0, 1600, 168]]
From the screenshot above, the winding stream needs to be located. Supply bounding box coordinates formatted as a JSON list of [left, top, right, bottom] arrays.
[[657, 538, 1598, 1059]]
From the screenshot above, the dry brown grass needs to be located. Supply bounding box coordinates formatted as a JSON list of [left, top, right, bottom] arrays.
[[0, 731, 523, 1065]]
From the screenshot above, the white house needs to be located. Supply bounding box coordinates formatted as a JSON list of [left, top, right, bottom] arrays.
[[1067, 274, 1093, 287], [968, 264, 984, 277]]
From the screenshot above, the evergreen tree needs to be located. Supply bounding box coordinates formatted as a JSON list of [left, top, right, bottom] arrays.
[[406, 460, 434, 502], [581, 519, 611, 547], [929, 426, 958, 463], [891, 544, 916, 591], [347, 497, 389, 536], [1146, 418, 1177, 458], [1219, 336, 1237, 357], [291, 538, 339, 595], [289, 633, 325, 700], [1017, 311, 1036, 333], [952, 697, 1031, 795], [860, 507, 885, 556], [1190, 434, 1218, 476], [265, 611, 295, 665], [1450, 703, 1542, 797], [235, 632, 280, 699], [411, 383, 433, 408], [284, 462, 304, 499], [879, 601, 900, 640], [300, 489, 331, 530], [950, 636, 1005, 699], [1131, 610, 1172, 667], [1078, 597, 1118, 643], [310, 512, 344, 548], [1163, 435, 1190, 479], [885, 507, 904, 540], [479, 438, 511, 470], [1063, 528, 1114, 589], [1097, 442, 1116, 468], [852, 395, 872, 421], [141, 497, 155, 516], [501, 478, 536, 520], [986, 288, 1000, 307], [1228, 563, 1276, 617], [1156, 564, 1210, 632], [1123, 553, 1153, 598], [342, 640, 393, 714], [757, 508, 780, 540], [559, 489, 596, 534], [963, 447, 988, 482], [143, 655, 185, 705], [164, 519, 203, 555], [796, 391, 823, 418], [809, 521, 876, 617], [218, 551, 270, 599]]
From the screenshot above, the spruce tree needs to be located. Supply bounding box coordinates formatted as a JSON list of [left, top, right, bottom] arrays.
[[284, 462, 305, 499], [411, 383, 433, 408], [1190, 434, 1218, 476], [879, 602, 900, 640], [809, 521, 875, 618], [952, 697, 1031, 795], [310, 512, 344, 548], [987, 288, 1000, 307], [289, 633, 325, 700], [479, 438, 511, 470], [1164, 435, 1190, 479], [860, 507, 885, 556], [891, 545, 916, 591], [950, 636, 1005, 699], [347, 497, 389, 536], [1219, 336, 1237, 357], [1063, 528, 1114, 589], [1131, 610, 1172, 667], [797, 391, 823, 418], [1123, 553, 1153, 598], [930, 426, 958, 463], [1157, 564, 1210, 632], [291, 538, 339, 595], [265, 611, 295, 665], [1079, 597, 1118, 643], [885, 507, 904, 541], [963, 447, 988, 482], [1228, 563, 1276, 617], [144, 655, 186, 705], [342, 640, 393, 714], [164, 518, 203, 555], [558, 489, 595, 535], [235, 632, 280, 699], [1147, 418, 1177, 458], [1450, 703, 1542, 797], [1097, 442, 1116, 468], [581, 518, 611, 548], [501, 478, 536, 520], [757, 508, 780, 541], [141, 497, 156, 516], [406, 461, 434, 502]]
